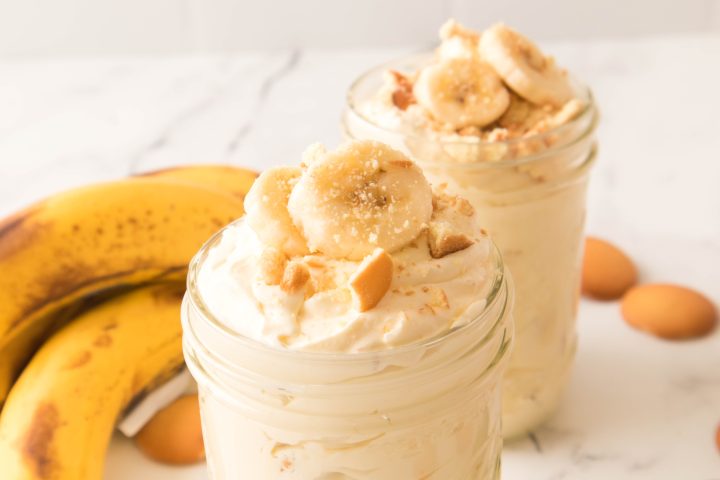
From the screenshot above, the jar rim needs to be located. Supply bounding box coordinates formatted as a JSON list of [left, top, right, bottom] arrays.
[[344, 52, 599, 169], [185, 218, 510, 364]]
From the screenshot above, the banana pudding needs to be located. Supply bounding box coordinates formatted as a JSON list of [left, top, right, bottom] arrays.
[[352, 21, 589, 157], [343, 21, 598, 437], [182, 140, 514, 479]]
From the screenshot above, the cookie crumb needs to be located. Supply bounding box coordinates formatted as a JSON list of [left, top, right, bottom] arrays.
[[428, 222, 474, 258], [350, 248, 394, 312], [281, 260, 311, 294], [259, 248, 287, 285], [388, 70, 416, 110]]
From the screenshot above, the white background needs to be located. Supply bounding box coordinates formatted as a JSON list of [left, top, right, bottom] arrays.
[[1, 0, 720, 56]]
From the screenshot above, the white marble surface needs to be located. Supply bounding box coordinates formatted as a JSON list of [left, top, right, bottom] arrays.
[[0, 34, 719, 479]]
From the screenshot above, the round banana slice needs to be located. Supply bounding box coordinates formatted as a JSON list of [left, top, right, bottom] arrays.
[[479, 23, 574, 107], [437, 19, 480, 60], [244, 166, 309, 256], [413, 57, 510, 129], [440, 19, 480, 44], [287, 141, 433, 260]]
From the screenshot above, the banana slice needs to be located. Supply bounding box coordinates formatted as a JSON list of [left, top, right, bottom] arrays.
[[440, 19, 480, 44], [287, 141, 433, 260], [437, 19, 480, 60], [479, 23, 574, 107], [244, 166, 309, 256], [413, 57, 510, 129]]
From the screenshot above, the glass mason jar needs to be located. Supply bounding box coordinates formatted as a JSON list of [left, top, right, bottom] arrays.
[[342, 54, 598, 438], [182, 221, 514, 479]]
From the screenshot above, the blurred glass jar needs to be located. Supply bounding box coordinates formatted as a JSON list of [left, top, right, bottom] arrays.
[[342, 54, 598, 438], [182, 220, 514, 479]]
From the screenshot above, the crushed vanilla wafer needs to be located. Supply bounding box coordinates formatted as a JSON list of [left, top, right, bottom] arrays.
[[427, 192, 477, 258], [428, 287, 451, 310], [428, 223, 474, 259], [349, 248, 394, 312], [389, 70, 416, 111], [281, 260, 311, 294], [259, 247, 287, 285], [433, 192, 475, 217]]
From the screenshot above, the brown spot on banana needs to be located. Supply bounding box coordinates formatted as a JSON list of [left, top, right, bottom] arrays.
[[9, 265, 186, 330], [102, 321, 118, 331], [0, 268, 186, 404], [93, 334, 112, 348], [0, 209, 45, 261], [0, 209, 34, 238], [0, 180, 244, 410], [150, 284, 186, 304], [22, 402, 60, 479], [64, 350, 92, 369]]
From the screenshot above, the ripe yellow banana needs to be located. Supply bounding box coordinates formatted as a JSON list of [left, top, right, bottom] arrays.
[[0, 283, 186, 480], [135, 164, 258, 201], [0, 179, 244, 404]]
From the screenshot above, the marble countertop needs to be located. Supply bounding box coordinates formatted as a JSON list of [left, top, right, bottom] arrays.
[[1, 34, 719, 480]]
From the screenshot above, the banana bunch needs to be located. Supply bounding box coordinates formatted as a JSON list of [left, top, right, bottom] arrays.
[[0, 165, 257, 479]]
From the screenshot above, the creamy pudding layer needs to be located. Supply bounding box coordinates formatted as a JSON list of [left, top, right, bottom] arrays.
[[346, 21, 597, 438], [198, 141, 493, 353], [198, 222, 493, 352]]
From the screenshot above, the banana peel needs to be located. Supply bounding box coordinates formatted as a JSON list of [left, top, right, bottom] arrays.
[[0, 179, 245, 404], [0, 283, 187, 480]]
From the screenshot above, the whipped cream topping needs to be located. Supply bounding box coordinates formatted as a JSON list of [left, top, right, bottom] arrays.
[[196, 140, 496, 353], [358, 20, 586, 150], [198, 222, 493, 352]]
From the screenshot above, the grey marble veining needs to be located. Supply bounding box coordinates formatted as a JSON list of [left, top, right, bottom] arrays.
[[0, 35, 718, 480]]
